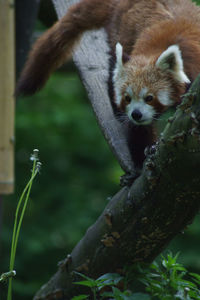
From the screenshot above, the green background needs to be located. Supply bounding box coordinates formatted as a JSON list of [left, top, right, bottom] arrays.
[[1, 1, 200, 299]]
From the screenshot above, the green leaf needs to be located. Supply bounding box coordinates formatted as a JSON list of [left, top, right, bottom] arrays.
[[109, 288, 151, 300], [176, 279, 197, 289], [111, 287, 128, 300], [97, 273, 123, 286], [71, 295, 88, 300], [74, 280, 97, 288], [150, 262, 159, 271], [130, 293, 151, 300], [189, 273, 200, 283], [74, 271, 93, 281], [74, 271, 98, 288]]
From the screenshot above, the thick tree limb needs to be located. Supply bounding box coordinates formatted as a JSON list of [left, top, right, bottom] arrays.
[[34, 72, 200, 299], [32, 1, 200, 299], [52, 0, 135, 174]]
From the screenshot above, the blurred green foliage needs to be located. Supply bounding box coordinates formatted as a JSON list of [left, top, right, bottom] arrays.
[[73, 253, 200, 299], [2, 1, 200, 298], [193, 0, 200, 4], [1, 67, 200, 300], [1, 70, 121, 299]]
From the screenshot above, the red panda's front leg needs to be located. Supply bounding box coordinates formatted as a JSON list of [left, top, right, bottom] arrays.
[[127, 123, 156, 170], [16, 0, 114, 96], [120, 123, 156, 186]]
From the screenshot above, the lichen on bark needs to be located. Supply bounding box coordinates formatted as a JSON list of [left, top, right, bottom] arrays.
[[33, 0, 200, 298], [34, 74, 200, 299]]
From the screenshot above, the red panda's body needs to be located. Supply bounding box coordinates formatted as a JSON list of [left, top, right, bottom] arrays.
[[17, 0, 200, 169]]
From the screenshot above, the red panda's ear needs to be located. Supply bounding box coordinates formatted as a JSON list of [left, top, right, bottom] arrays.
[[156, 45, 190, 84], [115, 42, 130, 65], [113, 42, 127, 80]]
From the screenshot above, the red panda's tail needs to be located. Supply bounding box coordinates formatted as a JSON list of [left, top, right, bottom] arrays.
[[16, 0, 114, 96]]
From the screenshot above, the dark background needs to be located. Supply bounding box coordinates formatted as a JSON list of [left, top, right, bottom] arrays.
[[1, 0, 200, 299]]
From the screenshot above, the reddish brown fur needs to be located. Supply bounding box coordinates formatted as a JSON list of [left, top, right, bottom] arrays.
[[16, 0, 115, 95], [17, 0, 200, 95], [16, 0, 200, 168], [119, 58, 186, 112]]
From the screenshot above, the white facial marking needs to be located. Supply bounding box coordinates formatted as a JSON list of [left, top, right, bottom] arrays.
[[126, 100, 156, 125], [139, 87, 148, 99], [125, 86, 134, 98], [157, 90, 173, 106], [113, 83, 123, 106], [156, 45, 190, 84]]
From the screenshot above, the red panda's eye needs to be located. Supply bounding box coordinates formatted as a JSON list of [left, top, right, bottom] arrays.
[[124, 95, 131, 104], [144, 95, 154, 103]]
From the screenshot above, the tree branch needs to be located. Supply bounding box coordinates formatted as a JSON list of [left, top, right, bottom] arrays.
[[52, 0, 135, 174], [34, 72, 200, 299]]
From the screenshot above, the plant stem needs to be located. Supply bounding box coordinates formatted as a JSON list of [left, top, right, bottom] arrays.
[[92, 287, 97, 300], [7, 159, 38, 300]]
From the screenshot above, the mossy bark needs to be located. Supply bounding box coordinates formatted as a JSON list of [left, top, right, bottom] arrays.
[[32, 0, 200, 298], [34, 75, 200, 299]]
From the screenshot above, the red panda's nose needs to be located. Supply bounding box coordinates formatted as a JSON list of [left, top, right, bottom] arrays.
[[131, 109, 142, 121]]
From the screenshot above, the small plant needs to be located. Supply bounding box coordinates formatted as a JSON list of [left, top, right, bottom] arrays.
[[73, 270, 149, 299], [73, 253, 200, 300], [0, 149, 41, 300], [139, 253, 200, 300], [73, 271, 123, 300]]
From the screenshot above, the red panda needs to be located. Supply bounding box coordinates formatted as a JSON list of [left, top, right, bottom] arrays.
[[16, 0, 200, 169]]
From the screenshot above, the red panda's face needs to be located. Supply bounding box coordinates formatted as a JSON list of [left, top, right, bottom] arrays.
[[113, 43, 190, 125], [118, 68, 172, 125]]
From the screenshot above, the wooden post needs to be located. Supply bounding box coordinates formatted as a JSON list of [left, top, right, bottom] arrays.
[[0, 0, 15, 194]]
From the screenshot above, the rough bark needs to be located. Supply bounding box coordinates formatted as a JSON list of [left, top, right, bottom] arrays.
[[34, 69, 200, 298], [33, 1, 200, 299]]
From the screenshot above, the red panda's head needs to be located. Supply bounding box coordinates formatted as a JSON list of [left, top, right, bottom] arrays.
[[113, 43, 190, 125]]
